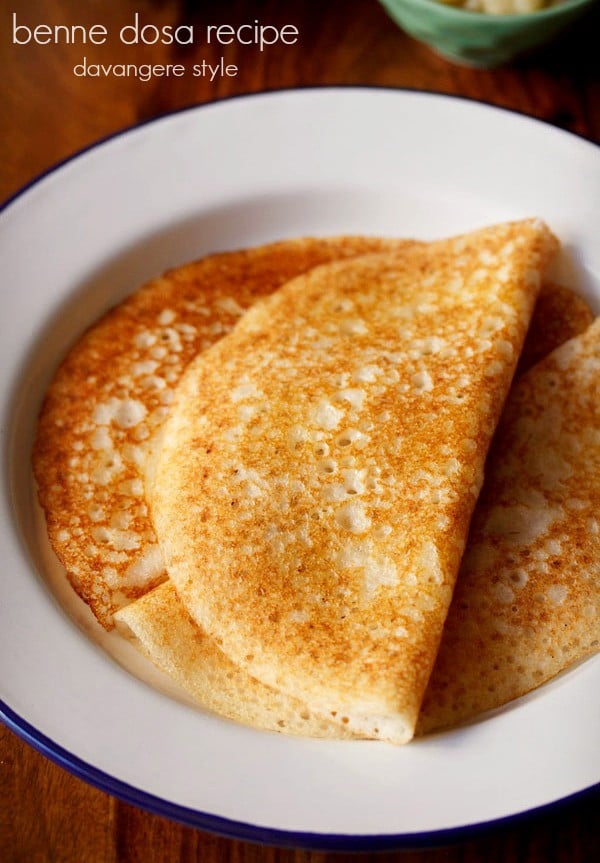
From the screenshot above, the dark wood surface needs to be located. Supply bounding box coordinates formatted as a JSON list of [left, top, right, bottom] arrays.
[[1, 1, 599, 860]]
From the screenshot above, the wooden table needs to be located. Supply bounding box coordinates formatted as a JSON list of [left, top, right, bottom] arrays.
[[1, 1, 599, 860]]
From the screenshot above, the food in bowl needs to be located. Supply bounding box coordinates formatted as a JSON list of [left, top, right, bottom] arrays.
[[438, 0, 561, 12], [378, 0, 595, 66]]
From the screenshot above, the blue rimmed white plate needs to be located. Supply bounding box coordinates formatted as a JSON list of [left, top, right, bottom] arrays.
[[1, 87, 599, 850]]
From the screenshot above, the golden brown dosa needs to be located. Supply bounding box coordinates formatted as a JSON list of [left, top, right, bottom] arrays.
[[33, 236, 408, 627], [418, 318, 600, 733], [115, 581, 354, 737], [148, 220, 557, 743], [38, 225, 594, 742], [116, 283, 595, 739]]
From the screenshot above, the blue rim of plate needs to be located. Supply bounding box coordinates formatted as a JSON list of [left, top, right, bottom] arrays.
[[1, 86, 599, 850], [2, 698, 599, 851]]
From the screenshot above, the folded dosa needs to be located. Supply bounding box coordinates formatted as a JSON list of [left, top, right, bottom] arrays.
[[418, 318, 600, 733], [148, 220, 557, 743], [116, 283, 593, 738], [115, 581, 353, 737], [33, 236, 406, 627], [115, 278, 593, 740]]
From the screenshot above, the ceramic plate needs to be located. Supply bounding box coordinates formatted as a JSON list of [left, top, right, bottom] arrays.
[[1, 88, 599, 850]]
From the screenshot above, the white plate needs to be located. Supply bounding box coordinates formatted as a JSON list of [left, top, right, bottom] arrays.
[[1, 88, 599, 850]]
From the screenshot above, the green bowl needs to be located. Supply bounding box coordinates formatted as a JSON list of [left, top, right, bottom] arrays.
[[378, 0, 597, 66]]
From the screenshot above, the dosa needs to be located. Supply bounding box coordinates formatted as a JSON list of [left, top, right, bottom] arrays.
[[33, 236, 406, 627], [419, 318, 600, 733], [148, 220, 556, 743]]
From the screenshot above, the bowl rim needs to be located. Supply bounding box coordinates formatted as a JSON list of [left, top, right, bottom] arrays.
[[379, 0, 596, 24]]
